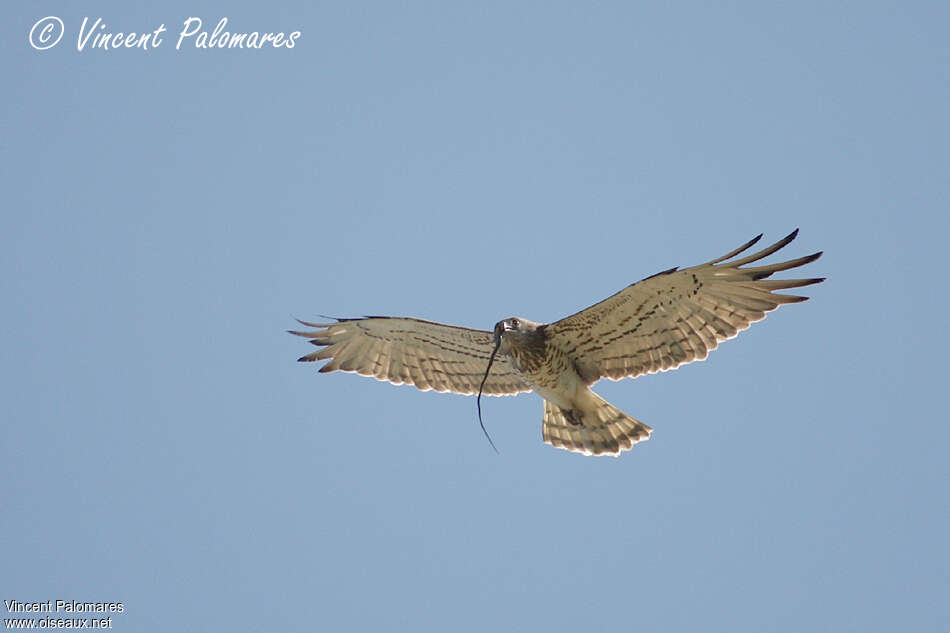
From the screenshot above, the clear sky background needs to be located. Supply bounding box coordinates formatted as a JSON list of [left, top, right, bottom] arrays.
[[3, 2, 948, 632]]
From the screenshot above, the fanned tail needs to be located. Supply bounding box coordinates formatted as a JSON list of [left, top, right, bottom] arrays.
[[542, 393, 652, 457]]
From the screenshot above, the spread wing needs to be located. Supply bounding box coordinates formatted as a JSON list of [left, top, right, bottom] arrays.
[[290, 316, 530, 396], [544, 229, 824, 384]]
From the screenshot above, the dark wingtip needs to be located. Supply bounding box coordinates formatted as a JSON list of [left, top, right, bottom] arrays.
[[706, 232, 764, 265], [288, 329, 324, 339]]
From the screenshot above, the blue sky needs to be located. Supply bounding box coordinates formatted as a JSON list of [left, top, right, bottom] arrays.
[[3, 2, 948, 631]]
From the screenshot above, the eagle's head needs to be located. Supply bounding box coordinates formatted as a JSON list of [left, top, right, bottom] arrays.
[[493, 317, 542, 349]]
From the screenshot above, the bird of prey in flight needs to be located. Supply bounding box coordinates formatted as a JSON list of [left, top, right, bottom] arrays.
[[291, 230, 823, 456]]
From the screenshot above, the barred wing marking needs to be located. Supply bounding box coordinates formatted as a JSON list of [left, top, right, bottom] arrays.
[[290, 317, 530, 396], [544, 230, 824, 384]]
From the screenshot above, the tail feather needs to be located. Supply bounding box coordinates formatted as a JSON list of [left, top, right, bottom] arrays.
[[542, 394, 652, 457]]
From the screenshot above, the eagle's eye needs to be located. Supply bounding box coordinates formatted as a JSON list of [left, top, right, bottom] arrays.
[[510, 318, 520, 328]]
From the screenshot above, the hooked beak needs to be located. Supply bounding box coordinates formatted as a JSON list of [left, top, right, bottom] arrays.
[[493, 322, 504, 346]]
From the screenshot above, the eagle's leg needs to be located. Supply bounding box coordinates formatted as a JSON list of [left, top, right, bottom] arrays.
[[563, 408, 584, 426]]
